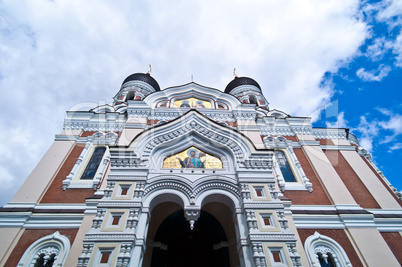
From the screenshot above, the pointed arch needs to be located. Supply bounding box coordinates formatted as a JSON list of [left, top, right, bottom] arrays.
[[304, 232, 352, 267], [125, 110, 272, 171], [18, 231, 71, 267]]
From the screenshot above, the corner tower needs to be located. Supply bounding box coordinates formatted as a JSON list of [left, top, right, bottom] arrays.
[[225, 76, 269, 109], [114, 72, 160, 104]]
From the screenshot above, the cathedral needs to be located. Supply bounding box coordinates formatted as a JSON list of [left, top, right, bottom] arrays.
[[0, 72, 401, 267]]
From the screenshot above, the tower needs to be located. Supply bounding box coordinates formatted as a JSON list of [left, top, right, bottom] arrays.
[[0, 72, 401, 267]]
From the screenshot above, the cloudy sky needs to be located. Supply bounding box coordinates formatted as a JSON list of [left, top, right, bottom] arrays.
[[0, 0, 401, 205]]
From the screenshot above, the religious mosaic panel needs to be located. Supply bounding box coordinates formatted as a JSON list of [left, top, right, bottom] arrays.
[[163, 146, 222, 169], [173, 97, 212, 109]]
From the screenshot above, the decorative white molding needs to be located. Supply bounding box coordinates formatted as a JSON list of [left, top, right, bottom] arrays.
[[18, 231, 71, 267], [304, 232, 352, 267]]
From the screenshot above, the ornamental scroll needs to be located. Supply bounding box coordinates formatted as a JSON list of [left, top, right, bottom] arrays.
[[163, 147, 222, 169]]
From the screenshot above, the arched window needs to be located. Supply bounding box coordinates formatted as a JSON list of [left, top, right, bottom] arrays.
[[18, 232, 71, 267], [249, 95, 258, 105], [80, 147, 106, 180], [274, 151, 296, 182], [127, 91, 135, 100], [305, 232, 352, 267]]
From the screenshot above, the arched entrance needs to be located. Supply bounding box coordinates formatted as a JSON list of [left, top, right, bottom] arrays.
[[150, 210, 230, 267]]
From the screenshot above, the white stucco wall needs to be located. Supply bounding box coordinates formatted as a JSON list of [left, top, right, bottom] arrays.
[[302, 145, 356, 205], [11, 139, 75, 203], [0, 228, 24, 266], [285, 215, 310, 267], [65, 214, 95, 267], [347, 228, 400, 266], [118, 128, 143, 146]]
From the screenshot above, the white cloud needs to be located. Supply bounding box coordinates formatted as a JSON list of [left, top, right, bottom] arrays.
[[365, 37, 393, 61], [353, 108, 402, 152], [375, 0, 402, 67], [326, 111, 348, 128], [355, 116, 380, 152], [376, 0, 402, 23], [388, 143, 402, 152], [356, 64, 391, 81], [393, 31, 402, 67], [378, 112, 402, 143], [0, 0, 369, 205]]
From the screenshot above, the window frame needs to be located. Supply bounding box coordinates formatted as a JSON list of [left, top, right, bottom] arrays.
[[274, 150, 297, 183], [17, 232, 71, 267], [304, 232, 352, 267], [80, 146, 107, 180]]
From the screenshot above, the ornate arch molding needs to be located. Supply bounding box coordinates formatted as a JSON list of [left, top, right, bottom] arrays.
[[123, 111, 272, 170], [305, 232, 352, 267], [144, 175, 240, 205], [18, 231, 71, 267]]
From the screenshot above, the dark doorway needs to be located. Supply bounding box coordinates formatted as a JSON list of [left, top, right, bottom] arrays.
[[150, 210, 230, 267]]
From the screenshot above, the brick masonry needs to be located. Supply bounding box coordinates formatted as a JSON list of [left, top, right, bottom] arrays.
[[40, 144, 94, 203], [361, 156, 402, 207], [324, 150, 380, 209], [283, 148, 332, 205], [381, 232, 402, 265]]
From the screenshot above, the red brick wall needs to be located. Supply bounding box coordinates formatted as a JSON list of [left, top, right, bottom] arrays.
[[283, 148, 332, 205], [361, 157, 402, 207], [80, 131, 97, 137], [298, 229, 363, 267], [5, 228, 79, 267], [324, 150, 380, 209], [40, 144, 94, 203], [381, 232, 402, 264]]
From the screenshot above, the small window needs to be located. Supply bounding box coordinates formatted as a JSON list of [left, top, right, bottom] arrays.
[[266, 246, 288, 265], [112, 216, 120, 225], [127, 91, 135, 100], [254, 187, 265, 197], [120, 184, 131, 196], [305, 232, 353, 267], [34, 253, 45, 267], [272, 251, 282, 263], [256, 189, 263, 197], [100, 251, 111, 263], [80, 147, 106, 180], [121, 188, 128, 195], [275, 151, 296, 182], [260, 213, 274, 227], [18, 232, 70, 267], [249, 95, 258, 104]]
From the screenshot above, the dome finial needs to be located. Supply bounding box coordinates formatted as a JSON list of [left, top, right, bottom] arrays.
[[233, 67, 238, 78], [147, 64, 152, 75]]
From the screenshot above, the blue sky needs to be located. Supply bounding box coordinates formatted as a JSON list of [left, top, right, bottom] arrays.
[[0, 0, 401, 205]]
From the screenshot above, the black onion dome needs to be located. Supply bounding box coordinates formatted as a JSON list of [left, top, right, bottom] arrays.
[[224, 77, 261, 94], [122, 73, 160, 91]]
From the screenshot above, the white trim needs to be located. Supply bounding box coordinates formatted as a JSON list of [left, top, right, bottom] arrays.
[[304, 232, 352, 267], [17, 231, 71, 267]]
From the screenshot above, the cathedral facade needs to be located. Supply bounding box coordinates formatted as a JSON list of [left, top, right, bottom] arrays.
[[0, 73, 401, 266]]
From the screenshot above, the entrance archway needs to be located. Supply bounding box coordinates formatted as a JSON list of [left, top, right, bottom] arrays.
[[150, 209, 230, 267]]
